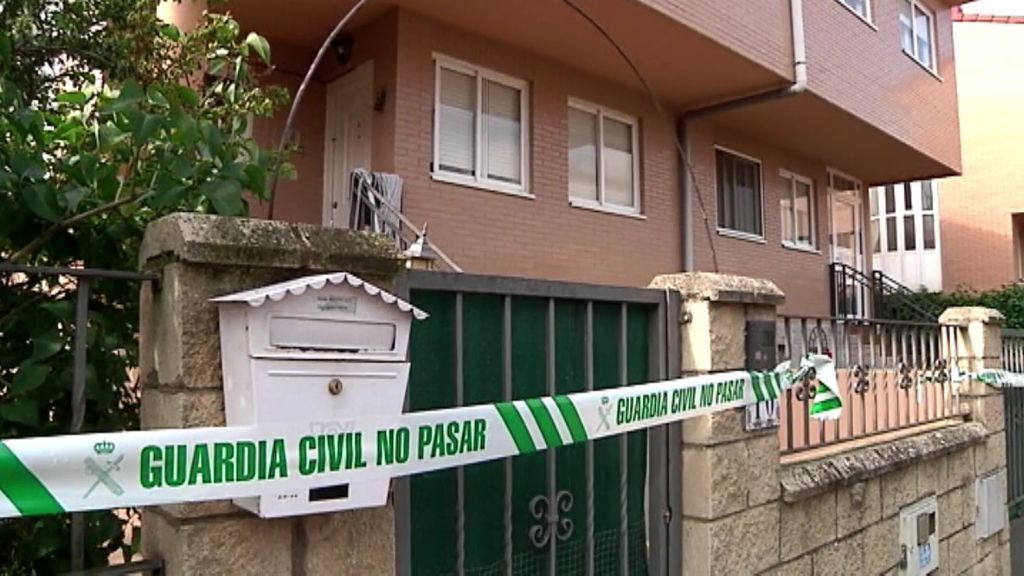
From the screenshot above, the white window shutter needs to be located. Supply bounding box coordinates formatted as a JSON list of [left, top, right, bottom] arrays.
[[481, 79, 522, 184], [602, 117, 634, 208], [568, 108, 598, 202], [438, 67, 476, 175]]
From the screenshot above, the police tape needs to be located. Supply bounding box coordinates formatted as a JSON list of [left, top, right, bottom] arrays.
[[953, 367, 1024, 388], [0, 357, 836, 519]]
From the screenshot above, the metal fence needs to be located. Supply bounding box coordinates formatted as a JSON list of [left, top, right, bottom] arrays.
[[0, 263, 162, 575], [1004, 329, 1024, 372], [777, 316, 962, 454]]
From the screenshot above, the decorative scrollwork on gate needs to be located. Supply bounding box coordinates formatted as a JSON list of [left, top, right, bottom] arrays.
[[528, 491, 574, 549], [852, 364, 871, 394], [932, 358, 948, 384], [794, 366, 818, 402], [897, 360, 914, 390]]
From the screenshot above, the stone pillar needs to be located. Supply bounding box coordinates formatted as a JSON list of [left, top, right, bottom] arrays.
[[650, 273, 785, 575], [137, 213, 404, 576], [939, 307, 1007, 434], [940, 306, 1010, 571]]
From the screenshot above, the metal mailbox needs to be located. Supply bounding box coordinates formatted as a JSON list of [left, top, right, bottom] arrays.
[[212, 272, 427, 518]]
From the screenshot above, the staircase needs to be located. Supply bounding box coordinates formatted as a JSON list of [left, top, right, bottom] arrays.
[[829, 263, 941, 322]]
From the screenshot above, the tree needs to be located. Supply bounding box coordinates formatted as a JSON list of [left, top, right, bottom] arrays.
[[0, 0, 289, 571]]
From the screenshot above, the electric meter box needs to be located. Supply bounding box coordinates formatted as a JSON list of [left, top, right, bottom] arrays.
[[899, 496, 939, 576], [212, 273, 427, 518]]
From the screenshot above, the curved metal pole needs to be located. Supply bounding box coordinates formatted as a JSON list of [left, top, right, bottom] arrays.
[[266, 0, 372, 219]]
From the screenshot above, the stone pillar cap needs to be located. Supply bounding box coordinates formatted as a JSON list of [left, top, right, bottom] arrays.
[[938, 306, 1005, 327], [650, 272, 785, 305], [139, 213, 403, 277]]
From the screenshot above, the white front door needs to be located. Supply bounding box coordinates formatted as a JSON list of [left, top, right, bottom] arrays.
[[323, 62, 373, 228], [829, 171, 865, 317]]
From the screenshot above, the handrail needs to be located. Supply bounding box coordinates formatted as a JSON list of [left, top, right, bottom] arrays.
[[350, 172, 463, 272]]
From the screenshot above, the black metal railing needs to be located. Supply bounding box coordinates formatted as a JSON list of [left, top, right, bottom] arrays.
[[777, 315, 963, 454], [0, 263, 159, 572], [828, 263, 941, 322], [871, 270, 942, 322]]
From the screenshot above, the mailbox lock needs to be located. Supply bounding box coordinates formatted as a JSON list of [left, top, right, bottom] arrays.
[[328, 378, 344, 396]]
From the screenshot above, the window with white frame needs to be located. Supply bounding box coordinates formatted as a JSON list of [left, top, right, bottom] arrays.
[[838, 0, 871, 21], [870, 181, 938, 254], [568, 99, 640, 213], [433, 56, 528, 194], [899, 0, 936, 70], [780, 171, 816, 249], [716, 148, 763, 237]]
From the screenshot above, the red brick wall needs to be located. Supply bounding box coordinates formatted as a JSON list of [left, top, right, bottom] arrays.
[[390, 10, 682, 288], [803, 0, 961, 176], [688, 119, 850, 317]]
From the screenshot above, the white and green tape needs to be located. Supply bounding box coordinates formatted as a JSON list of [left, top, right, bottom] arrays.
[[0, 358, 832, 519]]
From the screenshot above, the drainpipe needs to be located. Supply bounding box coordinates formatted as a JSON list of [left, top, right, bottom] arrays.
[[680, 0, 807, 271]]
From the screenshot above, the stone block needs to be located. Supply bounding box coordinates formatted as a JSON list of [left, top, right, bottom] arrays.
[[175, 516, 293, 575], [837, 479, 882, 538], [759, 555, 810, 576], [863, 516, 900, 575], [946, 447, 975, 492], [708, 303, 747, 372], [138, 212, 403, 277], [303, 507, 396, 576], [682, 503, 780, 576], [975, 433, 1007, 476], [967, 395, 1006, 434], [811, 531, 864, 576], [939, 487, 968, 539], [141, 388, 225, 430], [975, 545, 1010, 576], [944, 527, 977, 576], [919, 456, 947, 497], [682, 408, 748, 447], [881, 464, 918, 519], [156, 501, 240, 522], [682, 434, 780, 519], [780, 491, 836, 561]]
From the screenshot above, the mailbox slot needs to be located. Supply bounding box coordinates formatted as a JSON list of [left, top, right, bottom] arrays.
[[268, 315, 397, 353]]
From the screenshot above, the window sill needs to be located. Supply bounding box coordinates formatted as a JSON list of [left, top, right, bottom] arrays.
[[569, 199, 645, 220], [431, 171, 534, 200], [902, 50, 943, 81], [834, 0, 878, 30], [782, 242, 821, 255], [717, 228, 766, 244]]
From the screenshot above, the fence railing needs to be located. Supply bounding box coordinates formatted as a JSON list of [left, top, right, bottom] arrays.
[[0, 263, 160, 573], [1004, 329, 1024, 372], [777, 316, 962, 454]]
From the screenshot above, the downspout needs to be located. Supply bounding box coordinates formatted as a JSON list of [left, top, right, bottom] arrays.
[[680, 0, 807, 271]]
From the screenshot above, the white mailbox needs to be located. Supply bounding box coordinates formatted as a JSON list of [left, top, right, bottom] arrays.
[[212, 272, 427, 518]]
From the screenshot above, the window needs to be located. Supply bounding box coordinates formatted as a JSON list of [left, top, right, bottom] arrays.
[[838, 0, 871, 22], [870, 180, 939, 254], [899, 0, 935, 71], [568, 99, 640, 214], [716, 149, 763, 238], [433, 56, 528, 195], [780, 170, 816, 249]]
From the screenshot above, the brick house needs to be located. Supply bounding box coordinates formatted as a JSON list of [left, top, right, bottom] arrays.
[[871, 3, 1024, 294], [161, 0, 964, 316]]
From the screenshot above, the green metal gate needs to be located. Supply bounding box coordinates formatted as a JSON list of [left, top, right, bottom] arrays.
[[394, 271, 681, 576]]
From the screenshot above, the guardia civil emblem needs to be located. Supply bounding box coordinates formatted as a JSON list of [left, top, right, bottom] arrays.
[[83, 440, 124, 498]]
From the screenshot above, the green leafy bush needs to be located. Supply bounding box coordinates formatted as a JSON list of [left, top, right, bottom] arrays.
[[0, 0, 289, 571], [920, 284, 1024, 329]]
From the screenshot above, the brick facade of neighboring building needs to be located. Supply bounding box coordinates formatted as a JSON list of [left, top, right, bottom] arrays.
[[937, 11, 1024, 291]]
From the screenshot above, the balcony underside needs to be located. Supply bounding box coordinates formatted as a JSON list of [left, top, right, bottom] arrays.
[[225, 0, 959, 186]]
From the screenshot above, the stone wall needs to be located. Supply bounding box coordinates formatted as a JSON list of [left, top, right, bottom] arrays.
[[655, 274, 1014, 576], [137, 213, 404, 576]]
